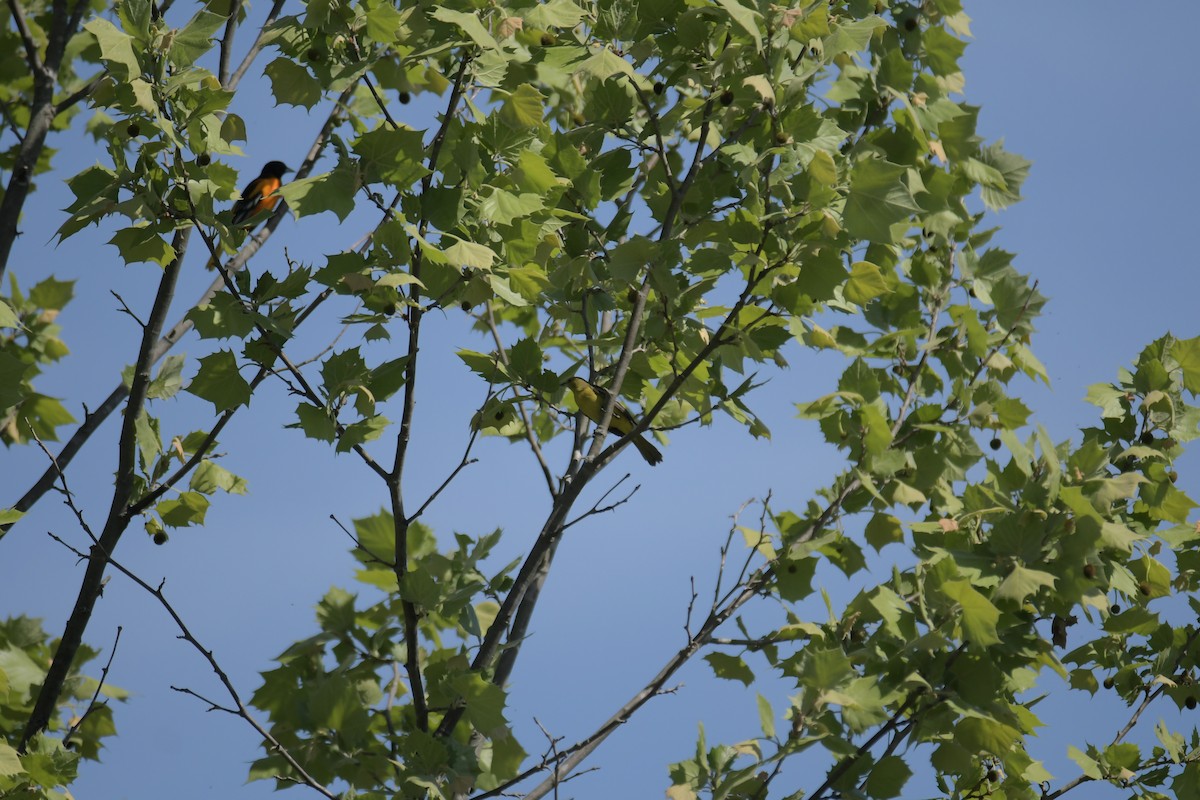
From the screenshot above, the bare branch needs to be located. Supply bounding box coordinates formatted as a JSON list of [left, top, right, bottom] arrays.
[[110, 290, 146, 328], [562, 474, 638, 531], [217, 0, 243, 86], [485, 305, 556, 496], [20, 226, 188, 749], [64, 626, 122, 745], [384, 50, 477, 735], [6, 0, 42, 73], [227, 0, 287, 90], [99, 553, 338, 798]]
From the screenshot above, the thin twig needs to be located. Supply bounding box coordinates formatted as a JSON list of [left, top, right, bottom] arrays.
[[53, 72, 106, 115], [110, 290, 147, 328], [6, 0, 42, 73], [484, 304, 556, 496], [329, 514, 394, 567], [561, 474, 639, 530], [64, 626, 122, 745], [97, 550, 337, 798]]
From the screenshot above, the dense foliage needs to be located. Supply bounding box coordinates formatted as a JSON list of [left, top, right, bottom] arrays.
[[2, 0, 1199, 798]]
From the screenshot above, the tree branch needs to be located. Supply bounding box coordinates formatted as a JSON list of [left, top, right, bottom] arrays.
[[20, 227, 187, 749], [3, 86, 354, 535], [92, 544, 338, 799], [6, 0, 41, 73], [227, 0, 287, 90], [386, 49, 475, 734], [217, 0, 243, 86]]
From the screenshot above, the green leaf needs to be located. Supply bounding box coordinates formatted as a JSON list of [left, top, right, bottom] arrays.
[[864, 755, 912, 799], [579, 49, 640, 81], [277, 166, 359, 221], [1172, 762, 1200, 800], [713, 0, 762, 47], [445, 238, 496, 270], [1068, 746, 1103, 779], [843, 159, 920, 244], [147, 355, 185, 400], [187, 351, 251, 412], [956, 717, 1021, 756], [29, 277, 75, 310], [354, 127, 430, 187], [479, 189, 545, 226], [364, 3, 404, 42], [865, 514, 904, 551], [704, 653, 754, 686], [793, 647, 853, 690], [188, 294, 257, 339], [1102, 742, 1140, 772], [453, 672, 509, 733], [994, 565, 1056, 604], [485, 731, 527, 783], [0, 298, 18, 329], [157, 491, 210, 527], [189, 461, 249, 495], [844, 261, 888, 305], [922, 26, 967, 76], [940, 578, 1000, 645], [108, 226, 176, 266], [823, 16, 887, 57], [0, 352, 28, 410], [0, 741, 23, 777], [975, 140, 1031, 211], [774, 553, 817, 601], [524, 0, 586, 28], [756, 694, 775, 739], [500, 84, 546, 128], [431, 7, 500, 50], [169, 10, 226, 66], [1172, 336, 1200, 393], [264, 57, 322, 108], [85, 18, 141, 80]]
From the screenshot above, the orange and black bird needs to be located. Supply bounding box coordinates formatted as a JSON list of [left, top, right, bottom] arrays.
[[230, 160, 291, 227]]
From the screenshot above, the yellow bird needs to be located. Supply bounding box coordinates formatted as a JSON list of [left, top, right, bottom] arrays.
[[566, 376, 663, 466]]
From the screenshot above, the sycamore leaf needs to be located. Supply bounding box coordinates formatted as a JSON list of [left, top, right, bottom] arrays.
[[187, 351, 251, 412], [1172, 336, 1200, 393], [976, 140, 1031, 210], [445, 238, 496, 270], [941, 579, 1000, 645], [704, 653, 755, 686], [431, 7, 500, 50], [714, 0, 762, 47], [278, 167, 360, 222], [843, 159, 920, 244], [994, 565, 1056, 604]]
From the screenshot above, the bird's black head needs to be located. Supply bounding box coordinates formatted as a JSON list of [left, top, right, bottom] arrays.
[[262, 160, 292, 178]]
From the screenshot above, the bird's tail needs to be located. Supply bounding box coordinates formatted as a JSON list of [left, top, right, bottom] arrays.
[[632, 434, 663, 466]]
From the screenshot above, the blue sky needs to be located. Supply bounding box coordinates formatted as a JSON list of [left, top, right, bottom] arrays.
[[2, 2, 1198, 798]]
